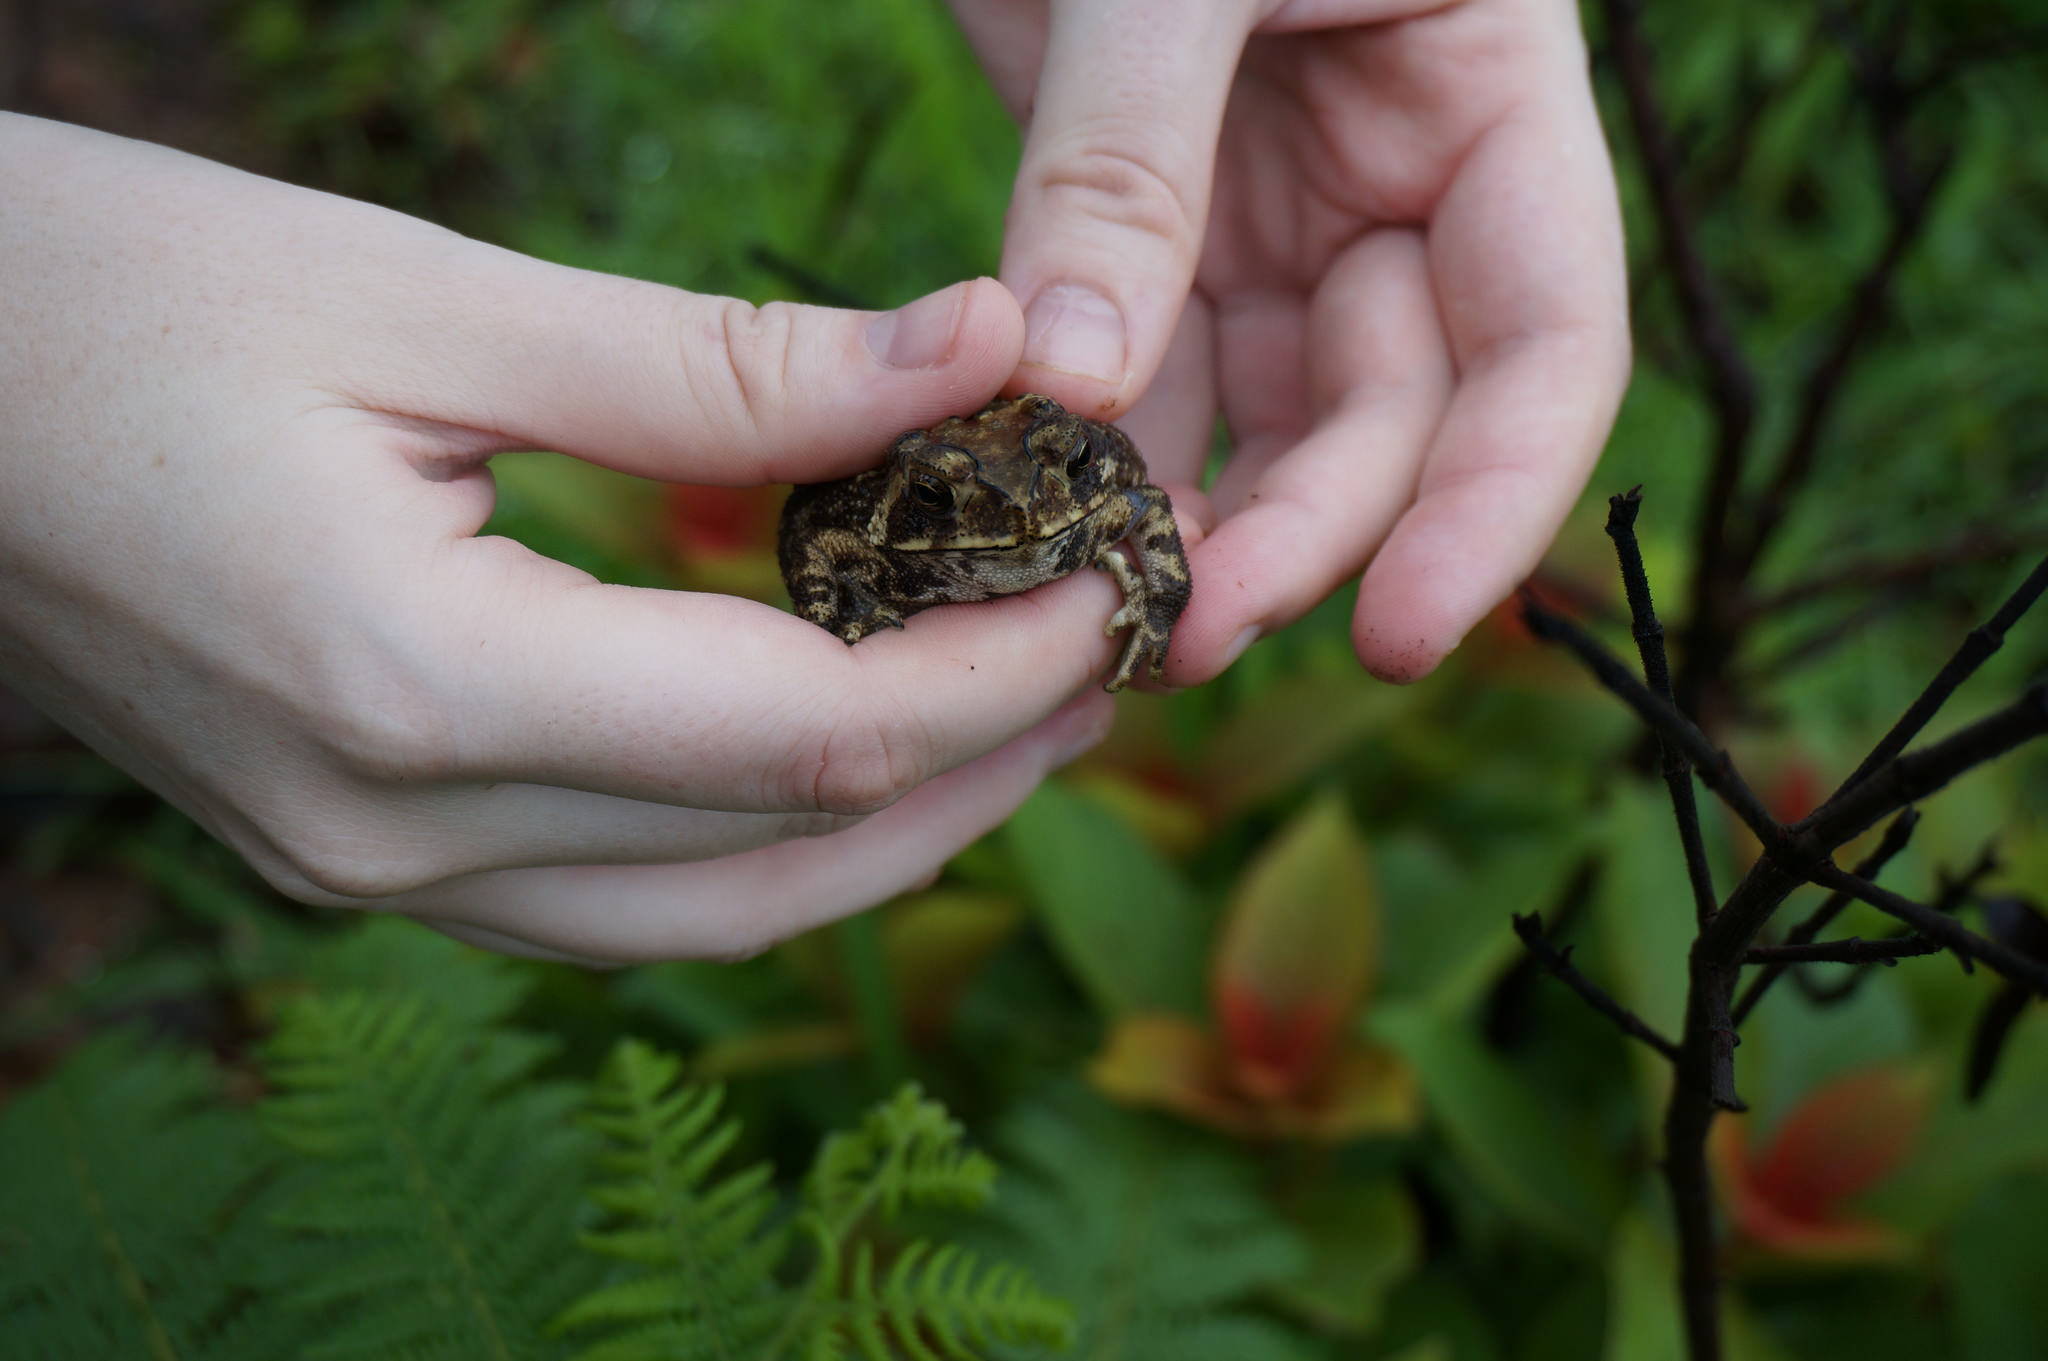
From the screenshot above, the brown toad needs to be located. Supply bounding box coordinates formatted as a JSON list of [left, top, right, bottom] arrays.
[[778, 394, 1190, 692]]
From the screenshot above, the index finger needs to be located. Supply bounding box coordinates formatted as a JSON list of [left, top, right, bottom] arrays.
[[997, 0, 1255, 415]]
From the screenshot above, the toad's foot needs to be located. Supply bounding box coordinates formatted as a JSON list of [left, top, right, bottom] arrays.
[[1096, 548, 1167, 692]]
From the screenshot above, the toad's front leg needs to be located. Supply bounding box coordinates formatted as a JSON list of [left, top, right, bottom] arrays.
[[782, 528, 905, 643], [1097, 486, 1191, 691]]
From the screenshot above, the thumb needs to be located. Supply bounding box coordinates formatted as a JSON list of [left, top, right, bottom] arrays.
[[1000, 0, 1252, 416], [353, 247, 1027, 485]]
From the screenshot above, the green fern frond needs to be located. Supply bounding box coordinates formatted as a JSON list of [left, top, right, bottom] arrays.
[[0, 1031, 317, 1361], [552, 1039, 793, 1361], [804, 1084, 998, 1235], [775, 1085, 1067, 1361], [260, 991, 599, 1360], [970, 1085, 1317, 1361], [806, 1240, 1074, 1361]]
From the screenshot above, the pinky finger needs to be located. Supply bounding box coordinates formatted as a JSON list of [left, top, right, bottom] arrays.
[[383, 692, 1114, 964]]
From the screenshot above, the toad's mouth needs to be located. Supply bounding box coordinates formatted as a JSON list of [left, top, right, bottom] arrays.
[[894, 501, 1112, 553]]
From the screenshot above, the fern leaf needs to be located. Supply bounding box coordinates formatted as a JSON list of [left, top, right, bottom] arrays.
[[805, 1239, 1075, 1361], [260, 991, 598, 1360], [968, 1085, 1318, 1361], [805, 1084, 997, 1236], [779, 1085, 1069, 1361], [0, 1031, 319, 1361], [553, 1039, 793, 1361]]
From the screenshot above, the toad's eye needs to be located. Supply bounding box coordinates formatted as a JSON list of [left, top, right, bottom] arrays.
[[909, 478, 955, 513], [1064, 437, 1092, 480]]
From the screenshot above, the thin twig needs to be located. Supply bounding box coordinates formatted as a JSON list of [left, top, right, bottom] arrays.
[[1608, 490, 1720, 927], [1698, 979, 1743, 1111], [1512, 913, 1681, 1062], [1703, 683, 2046, 972], [1599, 0, 1755, 733], [1520, 599, 1781, 845], [1744, 936, 1941, 965], [1935, 845, 2005, 915], [1809, 865, 2048, 995], [1822, 556, 2048, 798], [1730, 808, 1919, 1024], [1802, 680, 2048, 852]]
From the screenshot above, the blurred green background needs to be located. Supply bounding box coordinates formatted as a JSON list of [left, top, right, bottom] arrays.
[[4, 1, 2048, 1358]]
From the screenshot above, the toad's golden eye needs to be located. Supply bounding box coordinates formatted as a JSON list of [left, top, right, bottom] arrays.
[[1064, 436, 1092, 479], [909, 477, 955, 513]]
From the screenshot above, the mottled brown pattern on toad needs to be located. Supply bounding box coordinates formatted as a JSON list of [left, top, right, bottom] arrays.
[[777, 394, 1191, 691]]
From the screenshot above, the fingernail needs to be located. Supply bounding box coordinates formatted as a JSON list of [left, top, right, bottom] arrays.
[[1021, 283, 1127, 383], [865, 283, 967, 370], [1220, 626, 1261, 671]]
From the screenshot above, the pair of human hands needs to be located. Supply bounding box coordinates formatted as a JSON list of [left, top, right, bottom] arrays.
[[0, 0, 1627, 963]]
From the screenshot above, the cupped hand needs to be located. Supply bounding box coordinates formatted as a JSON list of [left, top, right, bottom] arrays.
[[951, 0, 1631, 682], [0, 114, 1124, 964]]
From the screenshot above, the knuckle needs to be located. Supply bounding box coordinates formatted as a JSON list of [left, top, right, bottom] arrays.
[[1027, 127, 1201, 248], [298, 649, 466, 788], [789, 699, 937, 816], [695, 296, 798, 446], [324, 705, 462, 786], [247, 818, 449, 904]]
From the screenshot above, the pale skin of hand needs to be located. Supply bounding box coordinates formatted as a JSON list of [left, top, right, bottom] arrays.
[[0, 113, 1143, 965], [950, 0, 1632, 682]]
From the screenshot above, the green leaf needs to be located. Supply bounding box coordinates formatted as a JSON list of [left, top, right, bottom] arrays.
[[1270, 1177, 1418, 1336], [794, 1085, 1069, 1361], [805, 1085, 998, 1234], [1372, 1003, 1622, 1255], [261, 992, 598, 1360], [1199, 672, 1416, 815], [1215, 790, 1378, 1018], [1948, 1173, 2048, 1361], [554, 1041, 791, 1360], [970, 1084, 1317, 1361], [299, 913, 537, 1030], [1869, 1007, 2048, 1233], [813, 1241, 1074, 1360], [1003, 781, 1208, 1017], [1377, 827, 1592, 1015], [0, 1032, 315, 1361]]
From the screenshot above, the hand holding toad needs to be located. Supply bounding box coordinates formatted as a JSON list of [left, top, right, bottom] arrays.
[[953, 0, 1632, 681], [0, 114, 1120, 962]]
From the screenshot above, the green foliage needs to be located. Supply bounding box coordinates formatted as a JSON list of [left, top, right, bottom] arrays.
[[1001, 783, 1210, 1018], [12, 2, 2048, 1359], [260, 992, 598, 1359], [0, 967, 1064, 1361], [555, 1047, 1069, 1361], [227, 0, 1016, 302], [972, 1087, 1319, 1361], [1372, 1003, 1623, 1257], [0, 1033, 312, 1361], [551, 1041, 789, 1359]]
